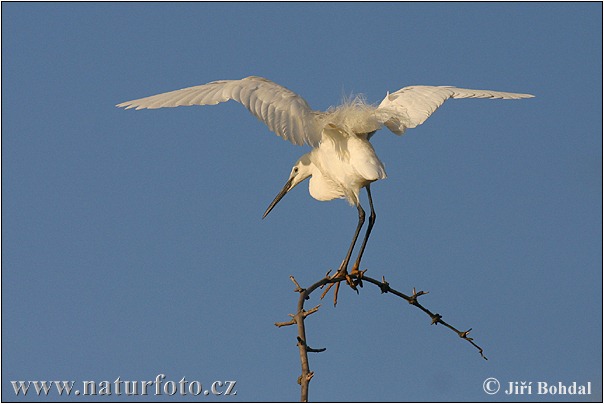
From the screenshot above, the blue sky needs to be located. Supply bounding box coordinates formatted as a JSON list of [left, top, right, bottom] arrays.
[[2, 2, 602, 402]]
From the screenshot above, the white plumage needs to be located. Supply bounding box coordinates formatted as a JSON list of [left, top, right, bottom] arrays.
[[117, 76, 533, 295], [117, 76, 533, 146]]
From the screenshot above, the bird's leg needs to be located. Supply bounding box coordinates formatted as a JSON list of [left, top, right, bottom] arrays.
[[320, 202, 366, 306], [337, 203, 365, 280], [350, 186, 376, 283]]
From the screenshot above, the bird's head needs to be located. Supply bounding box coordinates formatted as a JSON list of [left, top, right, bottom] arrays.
[[262, 155, 313, 219]]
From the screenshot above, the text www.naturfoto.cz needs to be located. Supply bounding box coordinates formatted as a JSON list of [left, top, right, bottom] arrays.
[[10, 374, 237, 397]]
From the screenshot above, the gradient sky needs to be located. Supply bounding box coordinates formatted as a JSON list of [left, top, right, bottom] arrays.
[[2, 2, 602, 402]]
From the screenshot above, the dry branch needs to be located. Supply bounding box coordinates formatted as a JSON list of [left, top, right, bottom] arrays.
[[275, 271, 487, 402]]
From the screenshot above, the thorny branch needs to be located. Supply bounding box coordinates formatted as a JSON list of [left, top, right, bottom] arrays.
[[275, 272, 487, 402]]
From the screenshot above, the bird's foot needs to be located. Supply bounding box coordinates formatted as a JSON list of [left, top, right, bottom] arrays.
[[319, 266, 361, 306], [349, 265, 367, 288]]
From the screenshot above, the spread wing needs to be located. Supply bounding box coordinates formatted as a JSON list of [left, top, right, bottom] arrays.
[[376, 85, 534, 135], [117, 76, 325, 146]]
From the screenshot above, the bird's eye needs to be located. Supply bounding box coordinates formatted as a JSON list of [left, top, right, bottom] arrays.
[[293, 167, 299, 173]]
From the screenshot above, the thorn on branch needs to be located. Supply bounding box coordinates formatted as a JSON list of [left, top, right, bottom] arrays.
[[431, 313, 442, 325], [298, 371, 315, 385], [319, 270, 333, 290], [274, 319, 296, 328], [459, 328, 473, 339], [289, 275, 306, 294], [379, 275, 390, 293], [409, 287, 428, 305], [297, 336, 326, 353], [303, 305, 321, 318]]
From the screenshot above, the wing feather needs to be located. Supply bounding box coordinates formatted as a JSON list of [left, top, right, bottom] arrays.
[[116, 76, 324, 146], [376, 85, 534, 135]]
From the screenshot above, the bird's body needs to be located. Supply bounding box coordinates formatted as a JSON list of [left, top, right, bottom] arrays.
[[118, 76, 533, 304], [304, 126, 386, 205]]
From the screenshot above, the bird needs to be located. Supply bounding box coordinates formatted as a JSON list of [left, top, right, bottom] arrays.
[[117, 76, 533, 305]]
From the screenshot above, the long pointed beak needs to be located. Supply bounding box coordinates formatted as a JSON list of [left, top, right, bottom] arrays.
[[263, 177, 294, 219]]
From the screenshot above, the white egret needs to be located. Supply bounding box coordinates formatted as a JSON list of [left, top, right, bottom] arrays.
[[117, 76, 533, 303]]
